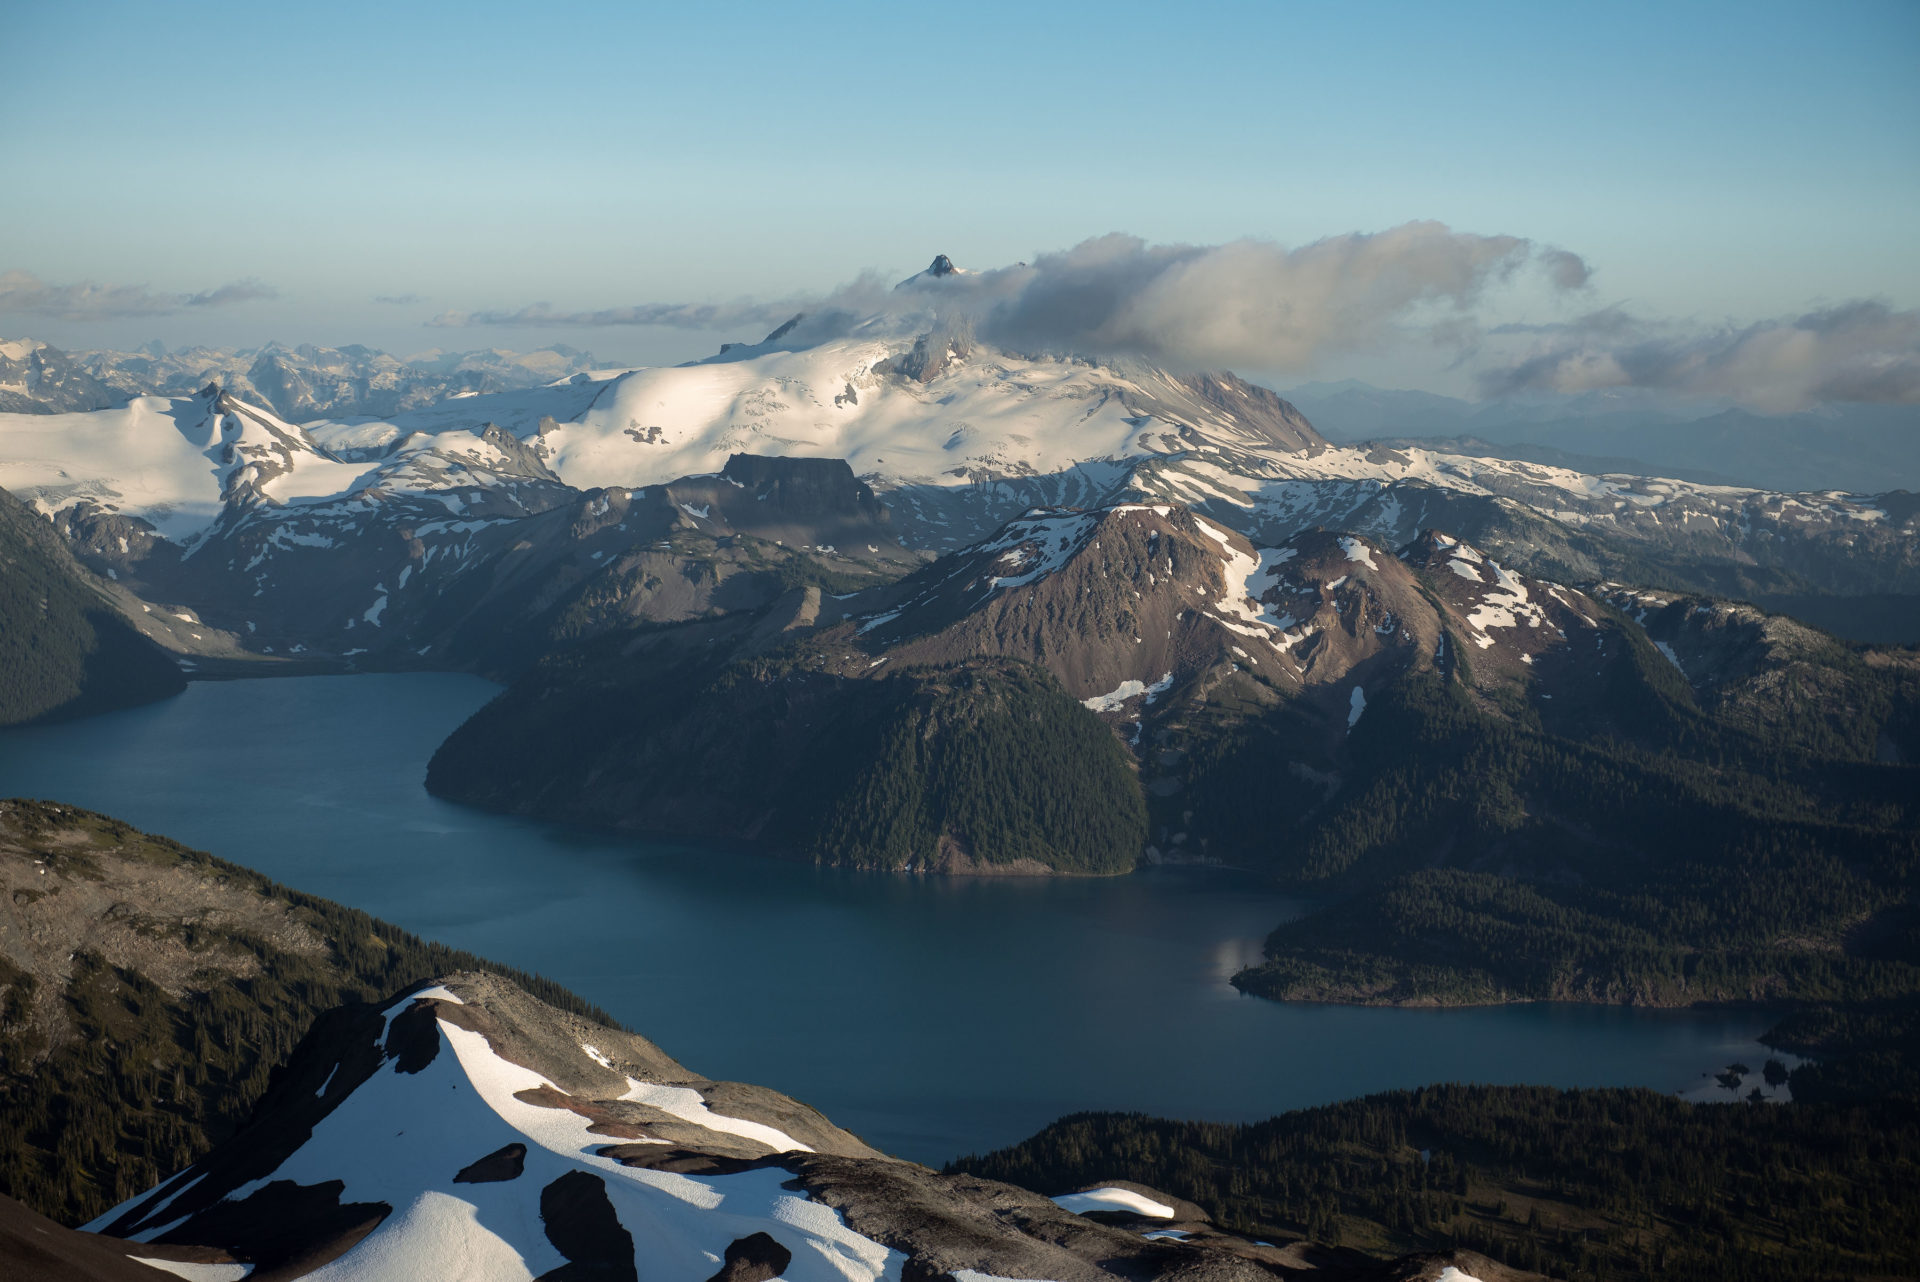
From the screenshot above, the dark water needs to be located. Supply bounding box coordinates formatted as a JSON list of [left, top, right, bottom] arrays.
[[0, 675, 1777, 1164]]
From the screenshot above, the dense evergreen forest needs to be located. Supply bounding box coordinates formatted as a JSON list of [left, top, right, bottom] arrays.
[[1228, 665, 1920, 1009], [429, 638, 1147, 874], [951, 1085, 1920, 1282], [0, 802, 617, 1226], [0, 486, 183, 726]]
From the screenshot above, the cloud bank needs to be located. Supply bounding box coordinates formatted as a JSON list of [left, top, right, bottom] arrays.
[[966, 226, 1579, 370], [0, 270, 278, 320], [430, 224, 1581, 370], [419, 226, 1918, 410], [1481, 301, 1920, 412]]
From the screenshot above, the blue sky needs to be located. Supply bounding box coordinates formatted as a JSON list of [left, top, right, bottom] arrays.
[[4, 0, 1916, 394]]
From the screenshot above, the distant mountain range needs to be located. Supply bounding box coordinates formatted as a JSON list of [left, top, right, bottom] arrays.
[[1283, 378, 1920, 495], [0, 336, 603, 421]]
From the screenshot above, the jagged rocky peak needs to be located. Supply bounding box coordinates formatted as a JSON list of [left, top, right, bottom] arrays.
[[479, 420, 564, 483], [83, 969, 1407, 1281], [894, 253, 969, 291], [760, 312, 805, 344]]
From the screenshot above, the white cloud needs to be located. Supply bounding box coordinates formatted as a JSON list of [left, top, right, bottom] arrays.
[[1481, 300, 1920, 411], [0, 270, 278, 320]]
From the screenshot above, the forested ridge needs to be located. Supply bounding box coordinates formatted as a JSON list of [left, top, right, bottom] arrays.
[[0, 486, 184, 726], [0, 801, 617, 1226], [1230, 659, 1920, 1008], [430, 632, 1147, 874], [951, 1086, 1920, 1282]]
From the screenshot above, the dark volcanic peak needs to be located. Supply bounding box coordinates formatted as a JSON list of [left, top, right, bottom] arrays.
[[895, 254, 967, 290]]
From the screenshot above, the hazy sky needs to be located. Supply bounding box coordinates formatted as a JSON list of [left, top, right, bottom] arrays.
[[4, 0, 1917, 400]]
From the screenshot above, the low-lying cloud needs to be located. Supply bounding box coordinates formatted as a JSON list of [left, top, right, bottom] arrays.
[[1481, 300, 1920, 412], [425, 295, 830, 331], [416, 227, 1918, 410], [967, 227, 1582, 370], [430, 225, 1585, 372], [0, 270, 278, 320]]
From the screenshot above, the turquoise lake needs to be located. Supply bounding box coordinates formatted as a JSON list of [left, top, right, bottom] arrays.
[[0, 673, 1778, 1164]]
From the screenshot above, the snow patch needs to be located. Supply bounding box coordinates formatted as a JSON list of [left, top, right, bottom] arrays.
[[1463, 560, 1546, 646], [129, 1262, 252, 1281], [1051, 1188, 1176, 1219], [1082, 672, 1175, 713], [617, 1080, 814, 1154], [1347, 686, 1367, 728]]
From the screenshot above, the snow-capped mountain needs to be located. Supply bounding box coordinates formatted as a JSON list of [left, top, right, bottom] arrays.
[[286, 318, 1920, 593], [84, 971, 1491, 1282], [0, 278, 1914, 671], [0, 337, 125, 414]]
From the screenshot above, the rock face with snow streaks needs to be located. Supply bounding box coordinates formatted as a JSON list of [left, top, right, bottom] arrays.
[[427, 480, 1708, 875]]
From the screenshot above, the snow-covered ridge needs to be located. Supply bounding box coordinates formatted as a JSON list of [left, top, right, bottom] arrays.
[[82, 972, 1347, 1282], [1, 317, 1911, 673], [7, 328, 1900, 568]]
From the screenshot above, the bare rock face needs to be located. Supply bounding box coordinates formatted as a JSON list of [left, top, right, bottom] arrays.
[[721, 452, 889, 524]]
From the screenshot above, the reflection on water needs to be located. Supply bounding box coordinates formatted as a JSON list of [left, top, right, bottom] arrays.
[[0, 674, 1781, 1165]]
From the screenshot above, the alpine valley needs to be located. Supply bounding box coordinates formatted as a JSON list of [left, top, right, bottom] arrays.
[[2, 262, 1918, 1282]]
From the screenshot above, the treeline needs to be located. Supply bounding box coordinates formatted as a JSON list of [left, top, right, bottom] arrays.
[[949, 1087, 1920, 1282], [0, 802, 617, 1226]]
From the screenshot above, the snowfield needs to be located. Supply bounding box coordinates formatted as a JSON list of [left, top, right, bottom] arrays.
[[90, 993, 901, 1282], [1049, 1188, 1176, 1219]]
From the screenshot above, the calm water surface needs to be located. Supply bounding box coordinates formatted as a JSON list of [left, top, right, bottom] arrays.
[[0, 674, 1776, 1164]]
